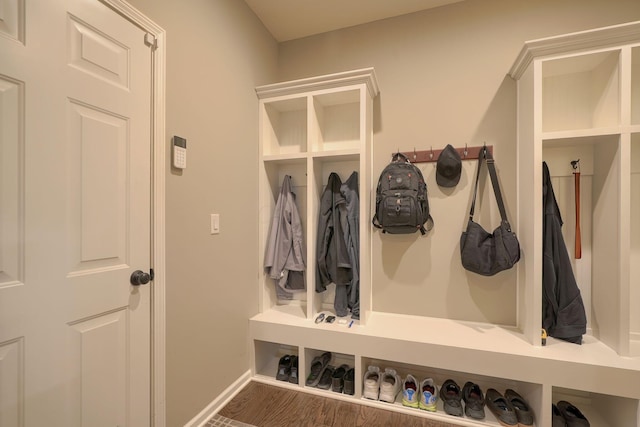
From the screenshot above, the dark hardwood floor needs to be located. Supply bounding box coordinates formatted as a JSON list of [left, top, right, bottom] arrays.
[[218, 382, 461, 427]]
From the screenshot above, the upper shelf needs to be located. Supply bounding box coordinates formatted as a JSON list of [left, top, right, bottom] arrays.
[[541, 50, 619, 132], [258, 68, 379, 156], [509, 20, 640, 80]]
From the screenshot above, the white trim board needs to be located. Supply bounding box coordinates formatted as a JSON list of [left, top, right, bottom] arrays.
[[185, 370, 253, 427]]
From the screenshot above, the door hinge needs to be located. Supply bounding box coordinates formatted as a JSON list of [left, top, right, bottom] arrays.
[[144, 33, 158, 50]]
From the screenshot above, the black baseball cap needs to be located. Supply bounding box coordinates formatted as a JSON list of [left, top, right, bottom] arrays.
[[436, 144, 462, 188]]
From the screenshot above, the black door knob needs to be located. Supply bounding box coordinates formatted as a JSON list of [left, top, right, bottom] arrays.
[[130, 270, 151, 286]]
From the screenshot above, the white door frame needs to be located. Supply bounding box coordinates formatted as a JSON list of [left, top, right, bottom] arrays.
[[100, 1, 166, 426]]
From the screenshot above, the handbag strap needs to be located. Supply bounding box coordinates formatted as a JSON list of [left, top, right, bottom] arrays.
[[469, 146, 512, 231]]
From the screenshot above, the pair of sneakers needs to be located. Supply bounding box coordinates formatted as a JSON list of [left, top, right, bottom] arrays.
[[362, 366, 401, 403], [402, 374, 438, 411]]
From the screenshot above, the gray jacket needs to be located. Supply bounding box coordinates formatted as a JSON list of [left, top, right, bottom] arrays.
[[264, 175, 306, 299]]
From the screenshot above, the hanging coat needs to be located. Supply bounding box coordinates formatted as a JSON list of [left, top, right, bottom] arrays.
[[264, 175, 306, 300], [341, 171, 360, 319], [542, 162, 587, 344], [316, 173, 352, 316]]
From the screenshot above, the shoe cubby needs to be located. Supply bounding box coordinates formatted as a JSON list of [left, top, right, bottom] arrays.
[[360, 357, 541, 426], [252, 340, 299, 384], [541, 49, 620, 133], [552, 387, 640, 427], [303, 347, 355, 395]]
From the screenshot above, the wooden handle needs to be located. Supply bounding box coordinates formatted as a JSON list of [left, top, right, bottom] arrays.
[[574, 172, 582, 259]]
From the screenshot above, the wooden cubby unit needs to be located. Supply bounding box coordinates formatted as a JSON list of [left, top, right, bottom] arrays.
[[251, 24, 640, 424]]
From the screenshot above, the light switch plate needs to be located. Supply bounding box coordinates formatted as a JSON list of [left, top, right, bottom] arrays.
[[210, 214, 220, 234]]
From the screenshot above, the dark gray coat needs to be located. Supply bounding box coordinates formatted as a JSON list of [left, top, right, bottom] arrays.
[[316, 173, 352, 315], [542, 162, 587, 344]]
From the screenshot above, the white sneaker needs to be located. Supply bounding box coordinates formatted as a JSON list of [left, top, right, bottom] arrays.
[[379, 368, 401, 403], [419, 378, 438, 411], [362, 366, 381, 400], [402, 374, 419, 408]]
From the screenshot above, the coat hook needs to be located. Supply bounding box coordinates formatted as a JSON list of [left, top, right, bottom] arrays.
[[413, 147, 417, 161], [571, 159, 580, 173], [463, 143, 468, 158], [429, 146, 434, 160]]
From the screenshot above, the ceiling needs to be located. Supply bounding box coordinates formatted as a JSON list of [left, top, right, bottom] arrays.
[[244, 0, 465, 42]]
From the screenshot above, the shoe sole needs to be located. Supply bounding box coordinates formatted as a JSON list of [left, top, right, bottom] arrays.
[[402, 398, 419, 408], [363, 391, 379, 400], [419, 402, 437, 412], [379, 393, 396, 403], [443, 403, 463, 416]]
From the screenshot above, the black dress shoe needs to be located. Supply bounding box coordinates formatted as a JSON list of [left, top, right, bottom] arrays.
[[317, 365, 335, 390], [553, 403, 567, 427], [557, 400, 590, 427], [305, 351, 332, 387], [485, 388, 517, 426]]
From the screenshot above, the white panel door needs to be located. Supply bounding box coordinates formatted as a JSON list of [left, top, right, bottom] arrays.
[[0, 0, 152, 426]]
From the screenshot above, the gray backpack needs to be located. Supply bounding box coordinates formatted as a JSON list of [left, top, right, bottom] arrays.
[[372, 153, 433, 235]]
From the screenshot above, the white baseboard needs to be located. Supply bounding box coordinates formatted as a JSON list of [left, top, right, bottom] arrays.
[[185, 370, 252, 427]]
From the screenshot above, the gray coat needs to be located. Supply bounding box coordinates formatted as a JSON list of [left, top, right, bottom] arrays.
[[542, 162, 586, 344], [341, 171, 360, 319], [264, 175, 306, 299]]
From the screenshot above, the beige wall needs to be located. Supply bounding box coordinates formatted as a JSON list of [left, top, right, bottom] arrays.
[[278, 0, 640, 326], [124, 0, 277, 425], [123, 0, 640, 424]]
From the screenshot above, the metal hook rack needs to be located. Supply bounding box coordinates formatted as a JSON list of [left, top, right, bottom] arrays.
[[393, 144, 494, 163]]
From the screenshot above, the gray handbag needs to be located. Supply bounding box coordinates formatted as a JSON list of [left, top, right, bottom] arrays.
[[460, 147, 520, 276]]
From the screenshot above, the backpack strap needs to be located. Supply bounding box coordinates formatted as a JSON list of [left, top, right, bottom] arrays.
[[372, 214, 383, 230]]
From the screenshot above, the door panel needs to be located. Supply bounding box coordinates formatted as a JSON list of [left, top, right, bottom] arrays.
[[67, 99, 128, 273], [68, 310, 128, 427], [0, 0, 25, 43], [0, 0, 152, 425], [0, 76, 23, 288], [0, 337, 24, 427]]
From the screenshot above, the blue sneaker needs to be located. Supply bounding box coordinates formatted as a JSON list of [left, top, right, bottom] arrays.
[[419, 378, 438, 412], [402, 374, 419, 408]]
